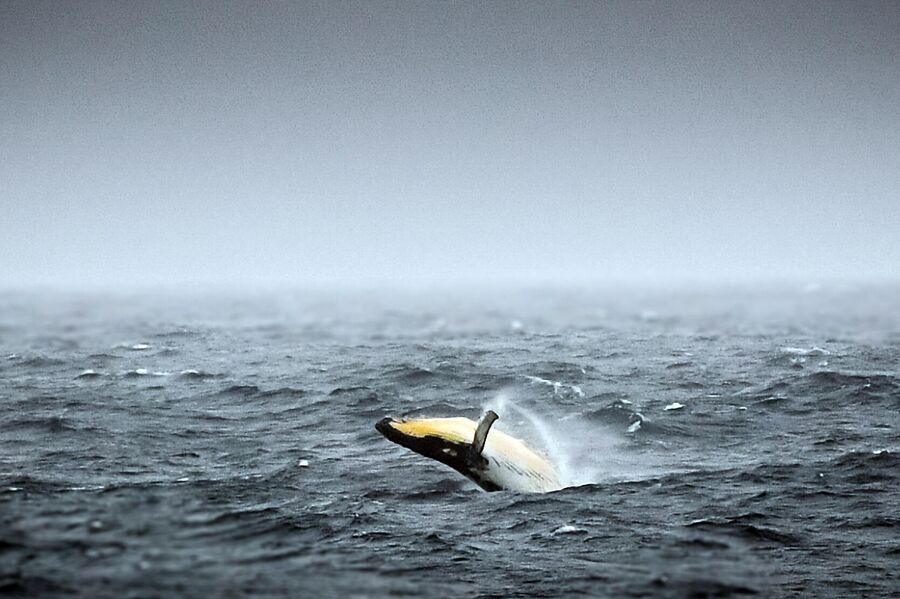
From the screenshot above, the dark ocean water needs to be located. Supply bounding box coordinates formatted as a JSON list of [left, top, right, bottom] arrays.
[[1, 284, 898, 598]]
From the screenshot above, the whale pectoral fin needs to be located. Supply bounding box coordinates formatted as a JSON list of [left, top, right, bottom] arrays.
[[471, 410, 499, 457]]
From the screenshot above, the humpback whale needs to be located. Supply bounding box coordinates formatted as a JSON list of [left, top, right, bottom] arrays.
[[376, 410, 562, 493]]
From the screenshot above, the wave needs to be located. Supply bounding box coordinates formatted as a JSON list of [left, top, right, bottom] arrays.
[[0, 474, 75, 494], [328, 386, 379, 410], [738, 371, 898, 410], [87, 352, 122, 361], [16, 356, 66, 368], [685, 518, 802, 546], [665, 361, 694, 370], [3, 416, 81, 434], [258, 387, 307, 399], [522, 375, 584, 398], [178, 369, 223, 380], [198, 384, 308, 405], [520, 361, 590, 380], [383, 365, 440, 383], [581, 399, 644, 430], [831, 450, 899, 484], [809, 371, 897, 395], [212, 384, 261, 396], [779, 346, 831, 356], [122, 369, 171, 377]]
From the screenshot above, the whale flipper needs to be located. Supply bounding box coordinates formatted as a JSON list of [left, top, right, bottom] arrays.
[[471, 410, 499, 457]]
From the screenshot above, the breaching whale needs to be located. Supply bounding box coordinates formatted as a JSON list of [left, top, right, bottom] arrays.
[[376, 410, 562, 493]]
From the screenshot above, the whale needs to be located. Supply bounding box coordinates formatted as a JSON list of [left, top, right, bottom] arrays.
[[376, 410, 562, 493]]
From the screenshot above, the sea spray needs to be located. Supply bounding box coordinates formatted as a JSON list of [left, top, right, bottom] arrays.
[[485, 391, 662, 488], [486, 391, 576, 485]]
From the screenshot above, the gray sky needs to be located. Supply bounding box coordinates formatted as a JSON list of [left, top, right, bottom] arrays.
[[2, 1, 899, 288]]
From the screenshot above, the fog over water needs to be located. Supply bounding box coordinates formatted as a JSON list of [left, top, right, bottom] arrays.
[[2, 1, 899, 288]]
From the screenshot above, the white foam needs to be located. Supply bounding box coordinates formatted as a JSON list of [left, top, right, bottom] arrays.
[[523, 375, 584, 397], [525, 374, 556, 387], [780, 346, 830, 356], [550, 524, 586, 536], [664, 402, 685, 411], [626, 420, 641, 433]]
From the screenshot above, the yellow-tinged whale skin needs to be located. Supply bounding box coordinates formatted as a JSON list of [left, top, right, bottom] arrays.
[[376, 411, 562, 493]]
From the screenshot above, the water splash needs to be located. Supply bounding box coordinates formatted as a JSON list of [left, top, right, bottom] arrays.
[[485, 391, 577, 485], [484, 390, 662, 488]]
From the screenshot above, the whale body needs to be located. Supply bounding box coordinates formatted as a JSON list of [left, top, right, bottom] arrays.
[[376, 410, 562, 493]]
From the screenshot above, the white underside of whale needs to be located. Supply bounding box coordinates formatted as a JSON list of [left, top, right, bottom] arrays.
[[393, 415, 562, 493]]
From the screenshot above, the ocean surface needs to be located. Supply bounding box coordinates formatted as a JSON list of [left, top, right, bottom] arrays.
[[1, 284, 898, 598]]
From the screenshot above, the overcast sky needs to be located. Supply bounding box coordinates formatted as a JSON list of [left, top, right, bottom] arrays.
[[2, 1, 899, 289]]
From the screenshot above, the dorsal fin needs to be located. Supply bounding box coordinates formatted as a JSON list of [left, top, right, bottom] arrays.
[[471, 410, 499, 456]]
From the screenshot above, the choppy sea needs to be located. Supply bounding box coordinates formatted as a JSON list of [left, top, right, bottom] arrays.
[[1, 284, 898, 598]]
